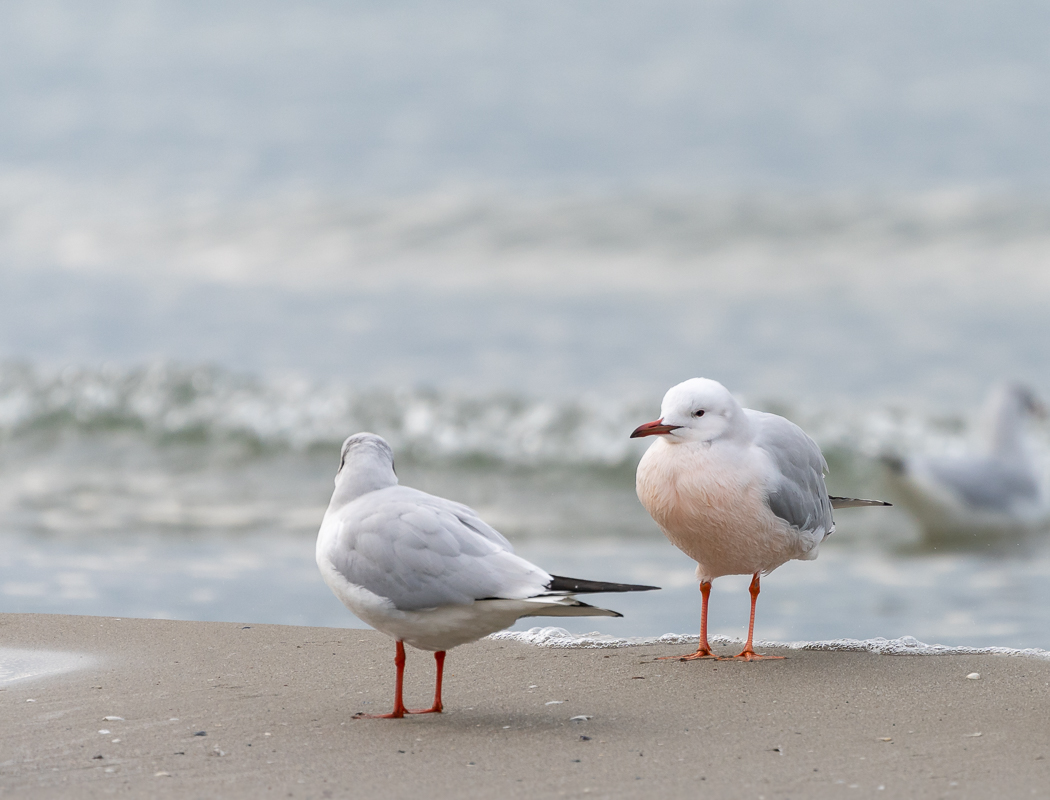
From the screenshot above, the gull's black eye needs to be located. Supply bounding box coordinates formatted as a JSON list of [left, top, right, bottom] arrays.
[[693, 409, 705, 417]]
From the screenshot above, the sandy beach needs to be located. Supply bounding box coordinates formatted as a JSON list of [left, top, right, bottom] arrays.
[[1, 613, 1049, 799]]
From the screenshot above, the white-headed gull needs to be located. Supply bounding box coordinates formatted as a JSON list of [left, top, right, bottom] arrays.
[[317, 433, 658, 718], [883, 383, 1049, 541], [631, 378, 887, 661]]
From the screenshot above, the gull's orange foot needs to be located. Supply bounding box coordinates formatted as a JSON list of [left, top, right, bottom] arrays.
[[407, 706, 443, 715], [722, 650, 786, 662], [353, 710, 407, 719], [680, 649, 720, 661], [658, 649, 718, 661]]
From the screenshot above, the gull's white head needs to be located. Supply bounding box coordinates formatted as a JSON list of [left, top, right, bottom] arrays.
[[983, 383, 1047, 457], [989, 383, 1047, 421], [631, 378, 747, 444], [332, 432, 399, 502]]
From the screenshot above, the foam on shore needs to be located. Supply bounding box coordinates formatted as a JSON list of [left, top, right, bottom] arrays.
[[492, 626, 1050, 659], [0, 647, 97, 686]]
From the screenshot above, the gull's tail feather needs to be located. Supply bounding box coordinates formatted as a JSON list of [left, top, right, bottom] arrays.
[[830, 496, 892, 509], [520, 597, 623, 618], [546, 575, 660, 594]]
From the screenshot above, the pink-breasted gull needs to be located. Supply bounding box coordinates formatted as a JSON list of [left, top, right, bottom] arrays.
[[316, 433, 658, 718], [631, 378, 887, 661]]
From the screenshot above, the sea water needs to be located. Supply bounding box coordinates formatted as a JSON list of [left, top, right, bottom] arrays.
[[0, 352, 1048, 649], [3, 2, 1050, 650], [3, 189, 1050, 649]]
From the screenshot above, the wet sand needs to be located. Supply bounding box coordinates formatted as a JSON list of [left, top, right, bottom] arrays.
[[1, 613, 1048, 799]]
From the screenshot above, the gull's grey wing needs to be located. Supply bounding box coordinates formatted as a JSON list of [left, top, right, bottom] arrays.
[[747, 409, 834, 539], [323, 486, 551, 610], [430, 496, 515, 551], [921, 456, 1040, 511]]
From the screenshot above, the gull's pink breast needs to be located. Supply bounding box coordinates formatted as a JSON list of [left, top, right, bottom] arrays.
[[636, 438, 810, 582]]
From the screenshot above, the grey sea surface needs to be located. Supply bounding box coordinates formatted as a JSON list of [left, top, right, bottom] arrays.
[[4, 0, 1050, 191], [6, 526, 1050, 650]]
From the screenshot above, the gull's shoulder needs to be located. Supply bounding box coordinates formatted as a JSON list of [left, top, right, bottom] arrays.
[[332, 484, 514, 551], [744, 408, 828, 474]]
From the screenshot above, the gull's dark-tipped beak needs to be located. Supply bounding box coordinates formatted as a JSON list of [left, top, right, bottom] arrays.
[[630, 419, 680, 438]]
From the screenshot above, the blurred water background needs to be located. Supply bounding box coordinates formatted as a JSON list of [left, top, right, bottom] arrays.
[[2, 1, 1050, 648]]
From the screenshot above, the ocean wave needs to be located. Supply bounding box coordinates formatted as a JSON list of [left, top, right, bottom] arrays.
[[0, 362, 647, 467], [1, 361, 1047, 473]]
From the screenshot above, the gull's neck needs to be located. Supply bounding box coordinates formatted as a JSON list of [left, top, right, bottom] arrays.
[[984, 390, 1031, 461], [330, 457, 399, 507]]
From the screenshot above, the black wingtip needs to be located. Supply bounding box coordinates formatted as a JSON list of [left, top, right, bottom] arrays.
[[547, 575, 661, 594]]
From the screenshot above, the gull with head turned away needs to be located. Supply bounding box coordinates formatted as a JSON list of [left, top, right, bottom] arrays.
[[631, 378, 889, 661], [317, 433, 659, 718], [882, 382, 1049, 542]]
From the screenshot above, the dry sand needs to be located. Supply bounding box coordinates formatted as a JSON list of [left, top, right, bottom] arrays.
[[1, 613, 1049, 799]]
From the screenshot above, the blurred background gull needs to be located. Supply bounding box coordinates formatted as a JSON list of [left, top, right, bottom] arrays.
[[1, 0, 1050, 648], [882, 383, 1050, 542]]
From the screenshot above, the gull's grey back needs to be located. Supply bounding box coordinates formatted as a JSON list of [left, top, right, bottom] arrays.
[[924, 456, 1040, 511], [323, 485, 548, 610]]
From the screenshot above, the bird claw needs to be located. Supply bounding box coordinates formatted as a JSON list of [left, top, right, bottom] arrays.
[[354, 703, 442, 718], [353, 712, 406, 719], [721, 651, 786, 662], [353, 707, 408, 719], [657, 649, 718, 661], [407, 705, 443, 715]]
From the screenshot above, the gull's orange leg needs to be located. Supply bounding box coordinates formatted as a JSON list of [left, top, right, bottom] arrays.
[[659, 580, 717, 660], [408, 650, 444, 714], [726, 573, 784, 661], [355, 640, 410, 718]]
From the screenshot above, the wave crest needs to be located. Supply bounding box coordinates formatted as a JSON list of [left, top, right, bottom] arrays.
[[2, 361, 1047, 474], [0, 362, 645, 467]]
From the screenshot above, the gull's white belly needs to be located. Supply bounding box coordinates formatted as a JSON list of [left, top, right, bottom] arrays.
[[316, 555, 538, 651]]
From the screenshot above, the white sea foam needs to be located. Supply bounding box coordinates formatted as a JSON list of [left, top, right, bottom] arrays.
[[0, 648, 97, 686], [491, 626, 1050, 660]]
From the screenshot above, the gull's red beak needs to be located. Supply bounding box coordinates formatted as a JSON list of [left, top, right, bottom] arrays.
[[630, 419, 680, 438]]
